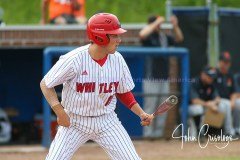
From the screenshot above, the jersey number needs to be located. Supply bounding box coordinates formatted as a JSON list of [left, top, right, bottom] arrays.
[[105, 95, 114, 106]]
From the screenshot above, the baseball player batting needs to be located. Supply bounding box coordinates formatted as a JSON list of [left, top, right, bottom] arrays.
[[40, 13, 154, 160]]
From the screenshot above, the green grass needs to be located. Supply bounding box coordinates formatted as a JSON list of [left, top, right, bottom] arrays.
[[1, 0, 240, 24]]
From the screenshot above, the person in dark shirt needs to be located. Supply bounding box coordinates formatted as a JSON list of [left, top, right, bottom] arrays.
[[139, 15, 184, 137], [215, 51, 240, 136], [139, 15, 184, 79], [215, 52, 235, 99], [189, 66, 233, 135]]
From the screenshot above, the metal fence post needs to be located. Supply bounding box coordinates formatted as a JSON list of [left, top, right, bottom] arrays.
[[207, 1, 220, 67]]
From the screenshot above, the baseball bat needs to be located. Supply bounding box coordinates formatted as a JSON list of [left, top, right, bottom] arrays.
[[141, 95, 178, 126]]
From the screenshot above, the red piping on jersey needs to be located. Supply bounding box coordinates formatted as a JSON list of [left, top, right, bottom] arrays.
[[116, 92, 137, 109], [92, 55, 108, 66]]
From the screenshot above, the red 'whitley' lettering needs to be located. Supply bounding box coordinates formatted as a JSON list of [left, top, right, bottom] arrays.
[[76, 82, 119, 93], [76, 82, 95, 93]]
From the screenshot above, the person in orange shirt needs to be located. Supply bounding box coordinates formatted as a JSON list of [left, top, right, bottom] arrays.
[[41, 0, 87, 25]]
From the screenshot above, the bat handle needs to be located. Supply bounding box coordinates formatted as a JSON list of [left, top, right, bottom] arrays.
[[140, 114, 155, 126], [142, 113, 155, 121]]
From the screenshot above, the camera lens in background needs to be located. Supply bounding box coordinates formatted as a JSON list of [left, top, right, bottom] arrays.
[[160, 22, 173, 30]]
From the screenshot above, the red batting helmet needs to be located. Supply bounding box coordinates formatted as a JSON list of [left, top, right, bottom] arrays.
[[87, 13, 127, 45]]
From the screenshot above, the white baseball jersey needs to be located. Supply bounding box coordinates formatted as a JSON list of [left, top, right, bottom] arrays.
[[44, 44, 135, 116]]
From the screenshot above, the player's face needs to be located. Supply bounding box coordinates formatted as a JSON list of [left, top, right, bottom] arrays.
[[106, 34, 122, 54]]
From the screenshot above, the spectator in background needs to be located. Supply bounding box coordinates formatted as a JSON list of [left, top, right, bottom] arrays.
[[215, 51, 240, 137], [41, 0, 87, 25], [139, 15, 183, 47], [189, 66, 233, 136], [139, 15, 184, 137]]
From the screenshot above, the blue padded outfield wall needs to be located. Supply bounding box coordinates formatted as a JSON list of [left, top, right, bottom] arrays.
[[0, 49, 43, 122], [42, 46, 189, 147]]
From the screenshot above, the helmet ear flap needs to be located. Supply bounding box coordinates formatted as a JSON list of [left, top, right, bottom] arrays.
[[92, 32, 109, 45]]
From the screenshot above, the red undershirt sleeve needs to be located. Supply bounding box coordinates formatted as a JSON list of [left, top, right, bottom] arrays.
[[116, 91, 137, 109]]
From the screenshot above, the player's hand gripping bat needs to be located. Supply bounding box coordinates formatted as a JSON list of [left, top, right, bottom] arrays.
[[141, 95, 178, 126]]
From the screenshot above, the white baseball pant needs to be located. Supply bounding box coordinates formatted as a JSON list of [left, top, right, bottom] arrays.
[[45, 112, 141, 160]]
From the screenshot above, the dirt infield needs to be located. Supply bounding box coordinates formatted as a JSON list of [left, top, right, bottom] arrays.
[[0, 140, 239, 160]]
